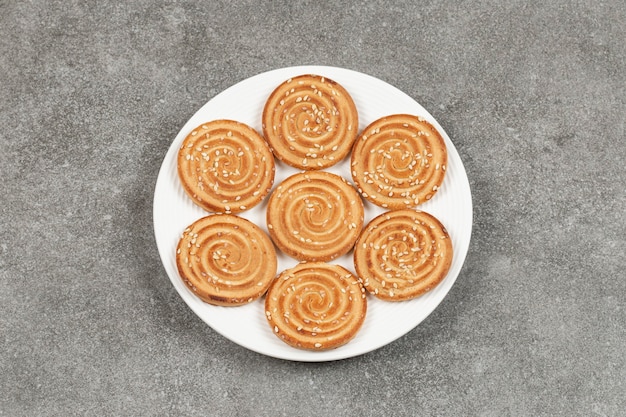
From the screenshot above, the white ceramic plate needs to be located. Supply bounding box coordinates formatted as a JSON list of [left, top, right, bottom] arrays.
[[153, 65, 472, 362]]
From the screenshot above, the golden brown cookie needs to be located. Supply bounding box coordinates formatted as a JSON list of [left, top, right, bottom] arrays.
[[266, 171, 364, 262], [262, 74, 358, 170], [350, 114, 447, 209], [353, 209, 453, 301], [176, 214, 277, 306], [177, 119, 275, 214], [265, 262, 367, 350]]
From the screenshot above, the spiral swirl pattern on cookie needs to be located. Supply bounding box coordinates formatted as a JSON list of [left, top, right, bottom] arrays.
[[351, 114, 447, 209], [354, 209, 453, 301], [178, 120, 275, 214], [176, 214, 277, 306], [265, 262, 367, 350], [266, 171, 364, 262], [262, 74, 358, 170]]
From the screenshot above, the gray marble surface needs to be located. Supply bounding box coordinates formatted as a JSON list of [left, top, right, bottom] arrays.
[[1, 1, 624, 416]]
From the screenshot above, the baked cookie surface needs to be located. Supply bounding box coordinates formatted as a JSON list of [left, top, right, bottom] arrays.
[[351, 114, 447, 209], [177, 119, 275, 214], [176, 214, 277, 306], [354, 209, 453, 301], [265, 262, 367, 350], [262, 74, 358, 170], [266, 171, 364, 262]]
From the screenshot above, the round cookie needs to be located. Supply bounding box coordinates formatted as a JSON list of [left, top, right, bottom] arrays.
[[351, 114, 447, 209], [176, 214, 277, 306], [177, 119, 275, 214], [262, 74, 358, 170], [266, 171, 364, 262], [354, 209, 453, 301], [265, 262, 367, 350]]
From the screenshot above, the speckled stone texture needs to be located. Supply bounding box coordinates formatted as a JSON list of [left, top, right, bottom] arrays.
[[1, 1, 624, 416]]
